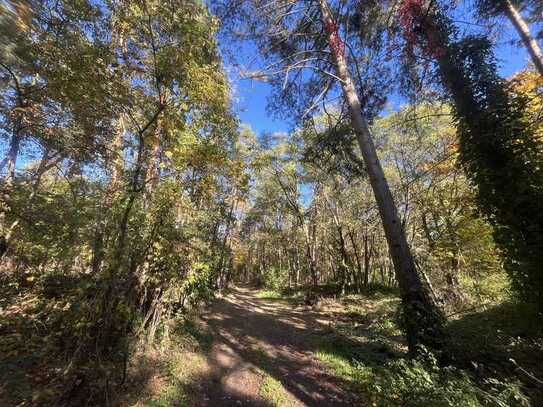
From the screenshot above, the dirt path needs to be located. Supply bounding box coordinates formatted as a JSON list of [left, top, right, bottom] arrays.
[[191, 287, 358, 406]]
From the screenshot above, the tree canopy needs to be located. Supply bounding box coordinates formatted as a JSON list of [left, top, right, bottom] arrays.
[[1, 0, 542, 405]]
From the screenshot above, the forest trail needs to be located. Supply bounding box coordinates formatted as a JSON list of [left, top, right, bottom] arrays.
[[191, 287, 358, 406]]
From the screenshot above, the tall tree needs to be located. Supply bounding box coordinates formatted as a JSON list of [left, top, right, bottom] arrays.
[[398, 0, 543, 307], [477, 0, 543, 76], [318, 0, 444, 352], [216, 0, 446, 353]]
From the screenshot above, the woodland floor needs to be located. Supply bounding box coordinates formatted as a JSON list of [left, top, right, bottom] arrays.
[[3, 284, 542, 406], [174, 286, 363, 406], [126, 285, 543, 407]]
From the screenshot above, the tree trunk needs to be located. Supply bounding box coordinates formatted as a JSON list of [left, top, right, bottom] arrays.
[[319, 0, 445, 354], [324, 192, 351, 293], [363, 233, 370, 287], [145, 118, 162, 200], [302, 223, 318, 287], [92, 115, 126, 273], [295, 251, 301, 288], [504, 0, 543, 76], [0, 125, 22, 258], [92, 29, 127, 273], [217, 194, 238, 289], [348, 230, 363, 292]]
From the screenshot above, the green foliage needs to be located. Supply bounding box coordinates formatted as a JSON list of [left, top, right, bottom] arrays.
[[2, 0, 543, 404], [309, 289, 534, 406], [255, 289, 283, 299], [259, 375, 288, 406], [262, 266, 289, 291], [181, 263, 215, 307], [316, 337, 529, 407], [367, 350, 529, 407], [404, 3, 543, 307], [0, 0, 244, 404], [444, 36, 543, 308]]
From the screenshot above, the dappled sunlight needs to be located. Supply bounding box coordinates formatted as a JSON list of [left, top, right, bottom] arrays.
[[176, 286, 369, 406]]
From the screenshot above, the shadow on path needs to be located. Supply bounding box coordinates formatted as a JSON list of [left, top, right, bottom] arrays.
[[187, 287, 364, 406]]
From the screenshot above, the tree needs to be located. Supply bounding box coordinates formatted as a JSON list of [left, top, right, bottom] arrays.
[[476, 0, 543, 76], [318, 0, 444, 352], [216, 0, 445, 353], [0, 1, 240, 402], [398, 0, 543, 307]]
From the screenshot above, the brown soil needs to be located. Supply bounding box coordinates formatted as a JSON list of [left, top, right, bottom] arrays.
[[190, 287, 359, 406]]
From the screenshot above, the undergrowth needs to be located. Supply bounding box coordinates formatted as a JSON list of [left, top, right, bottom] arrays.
[[134, 316, 214, 406], [310, 290, 536, 406], [314, 331, 529, 406]]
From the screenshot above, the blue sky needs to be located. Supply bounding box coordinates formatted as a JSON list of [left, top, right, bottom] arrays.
[[228, 17, 533, 137]]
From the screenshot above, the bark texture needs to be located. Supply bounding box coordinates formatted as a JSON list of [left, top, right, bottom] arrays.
[[318, 0, 446, 353], [504, 0, 543, 76]]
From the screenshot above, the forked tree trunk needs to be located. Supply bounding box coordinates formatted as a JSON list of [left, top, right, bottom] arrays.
[[318, 0, 445, 353], [503, 0, 543, 76]]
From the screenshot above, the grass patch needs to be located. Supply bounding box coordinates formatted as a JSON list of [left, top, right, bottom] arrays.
[[313, 331, 529, 406], [259, 374, 288, 406], [255, 288, 303, 303], [143, 383, 190, 407], [176, 317, 214, 352], [251, 344, 289, 405], [309, 291, 533, 406], [142, 351, 205, 407], [255, 289, 284, 299]]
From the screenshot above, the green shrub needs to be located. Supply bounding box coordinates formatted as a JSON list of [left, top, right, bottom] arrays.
[[262, 266, 289, 291], [366, 350, 530, 407]]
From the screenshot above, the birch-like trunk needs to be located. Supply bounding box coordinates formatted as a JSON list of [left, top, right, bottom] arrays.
[[318, 0, 445, 353], [504, 0, 543, 76]]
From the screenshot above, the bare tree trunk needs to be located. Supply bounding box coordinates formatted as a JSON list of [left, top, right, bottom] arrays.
[[348, 230, 363, 292], [319, 0, 445, 353], [504, 0, 543, 76], [363, 233, 371, 288], [0, 124, 22, 257], [217, 194, 238, 290], [302, 223, 318, 287], [323, 191, 351, 293], [293, 246, 301, 288]]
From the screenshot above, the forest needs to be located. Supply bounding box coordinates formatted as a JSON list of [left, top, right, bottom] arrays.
[[0, 0, 542, 405]]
